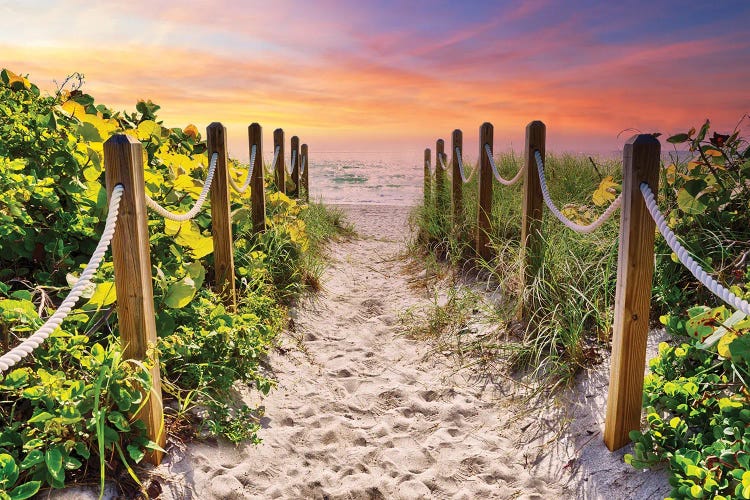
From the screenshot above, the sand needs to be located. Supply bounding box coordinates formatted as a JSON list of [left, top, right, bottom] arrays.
[[54, 204, 670, 499]]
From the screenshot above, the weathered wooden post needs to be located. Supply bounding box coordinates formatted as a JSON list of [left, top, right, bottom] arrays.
[[274, 128, 285, 194], [290, 135, 300, 199], [424, 148, 431, 206], [518, 121, 546, 320], [301, 143, 309, 202], [248, 122, 265, 233], [207, 123, 237, 312], [476, 122, 493, 260], [604, 134, 661, 451], [451, 129, 463, 225], [435, 138, 446, 215], [104, 135, 165, 465]]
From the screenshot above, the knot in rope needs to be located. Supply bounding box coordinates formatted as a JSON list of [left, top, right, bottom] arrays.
[[534, 150, 621, 233], [0, 185, 124, 373]]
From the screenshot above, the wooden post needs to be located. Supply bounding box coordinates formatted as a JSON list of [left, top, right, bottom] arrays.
[[424, 148, 431, 206], [273, 128, 285, 194], [104, 135, 165, 465], [248, 123, 265, 233], [476, 122, 493, 260], [604, 134, 661, 451], [300, 143, 309, 202], [207, 123, 237, 312], [435, 139, 446, 215], [519, 121, 546, 320], [451, 129, 463, 225], [290, 136, 300, 199]]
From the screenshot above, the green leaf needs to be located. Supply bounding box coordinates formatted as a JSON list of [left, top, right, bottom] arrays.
[[164, 277, 196, 309], [27, 411, 54, 423], [667, 133, 690, 144], [107, 411, 131, 432], [677, 179, 708, 214], [729, 335, 750, 365], [44, 447, 64, 483], [19, 451, 43, 470], [9, 481, 41, 500], [126, 444, 145, 464], [0, 453, 19, 488], [84, 281, 117, 309]]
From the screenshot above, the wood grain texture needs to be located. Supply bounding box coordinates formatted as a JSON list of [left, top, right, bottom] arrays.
[[435, 138, 446, 216], [249, 123, 266, 233], [301, 143, 309, 202], [424, 148, 431, 207], [451, 129, 463, 226], [103, 135, 165, 465], [604, 134, 661, 451], [274, 128, 285, 194], [476, 123, 493, 260], [519, 121, 546, 320], [290, 136, 300, 199], [207, 122, 237, 312]]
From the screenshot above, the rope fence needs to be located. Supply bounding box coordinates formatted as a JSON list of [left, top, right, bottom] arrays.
[[0, 122, 310, 466], [423, 121, 748, 453]]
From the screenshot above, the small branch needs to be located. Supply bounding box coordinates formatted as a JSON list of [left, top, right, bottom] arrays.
[[588, 157, 603, 181]]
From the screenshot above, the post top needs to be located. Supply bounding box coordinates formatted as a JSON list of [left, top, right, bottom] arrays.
[[452, 129, 462, 136], [526, 120, 546, 130], [480, 122, 493, 130], [437, 138, 444, 145], [104, 133, 140, 146], [424, 148, 431, 154], [248, 122, 261, 130], [207, 122, 225, 130], [625, 133, 661, 147]]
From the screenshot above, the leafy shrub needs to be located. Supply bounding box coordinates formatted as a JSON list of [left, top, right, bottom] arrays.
[[0, 68, 342, 494]]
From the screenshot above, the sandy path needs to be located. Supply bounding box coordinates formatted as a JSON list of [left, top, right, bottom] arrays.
[[149, 205, 562, 499], [142, 204, 670, 500]]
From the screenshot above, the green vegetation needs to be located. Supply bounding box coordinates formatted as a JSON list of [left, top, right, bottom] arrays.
[[412, 151, 622, 383], [0, 69, 347, 497], [411, 120, 750, 498]]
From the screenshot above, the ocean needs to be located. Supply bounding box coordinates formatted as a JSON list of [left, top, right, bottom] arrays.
[[275, 151, 424, 206]]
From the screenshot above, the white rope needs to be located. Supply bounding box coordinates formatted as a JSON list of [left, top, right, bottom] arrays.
[[454, 147, 476, 184], [0, 185, 124, 373], [285, 150, 297, 176], [300, 155, 306, 175], [270, 146, 280, 174], [424, 159, 433, 176], [535, 150, 621, 234], [641, 182, 750, 316], [485, 144, 523, 186], [228, 144, 257, 194], [145, 152, 218, 221], [439, 154, 448, 171]]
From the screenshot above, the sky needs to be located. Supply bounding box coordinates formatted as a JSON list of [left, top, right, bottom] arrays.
[[1, 0, 749, 158]]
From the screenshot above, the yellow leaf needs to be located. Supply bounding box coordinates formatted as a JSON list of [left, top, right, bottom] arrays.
[[665, 164, 677, 185], [704, 148, 723, 157], [717, 332, 738, 358], [137, 120, 162, 142], [183, 124, 199, 139], [61, 100, 86, 118], [592, 175, 619, 206]]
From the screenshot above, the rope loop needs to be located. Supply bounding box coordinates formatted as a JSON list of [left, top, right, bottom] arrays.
[[640, 182, 750, 315], [454, 147, 476, 184], [0, 185, 125, 373], [484, 144, 524, 186], [285, 150, 297, 176], [534, 150, 621, 234], [228, 144, 257, 194], [146, 152, 218, 221]]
